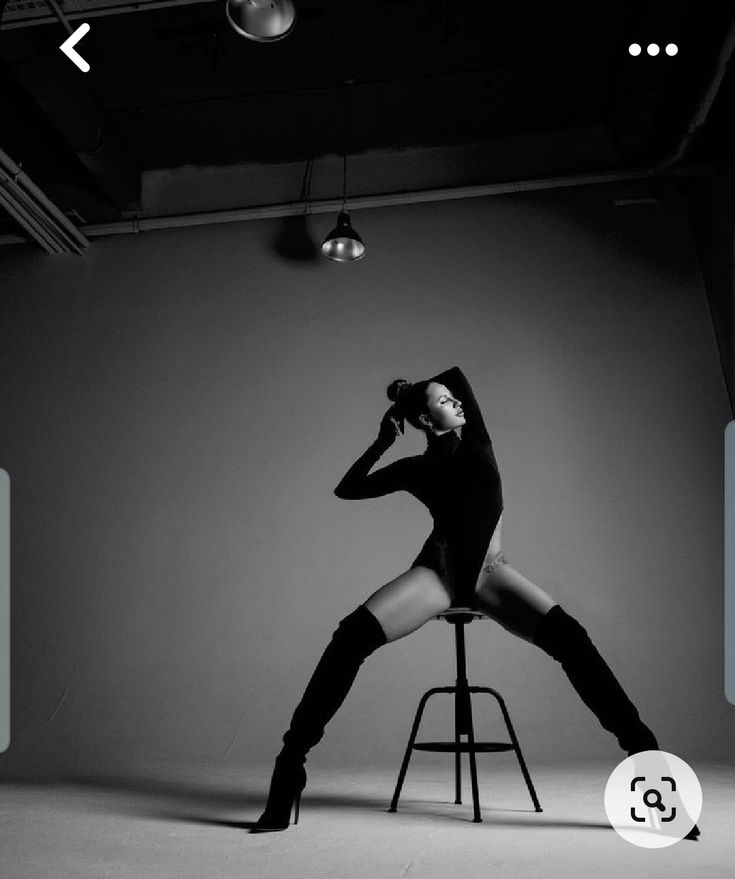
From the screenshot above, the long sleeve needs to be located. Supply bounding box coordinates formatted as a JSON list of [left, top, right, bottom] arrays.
[[334, 438, 413, 499], [429, 366, 490, 444]]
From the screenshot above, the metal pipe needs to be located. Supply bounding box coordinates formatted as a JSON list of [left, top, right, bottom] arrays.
[[1, 0, 214, 30], [43, 0, 74, 36], [0, 146, 89, 250], [657, 18, 735, 169], [0, 187, 62, 254], [0, 163, 708, 248]]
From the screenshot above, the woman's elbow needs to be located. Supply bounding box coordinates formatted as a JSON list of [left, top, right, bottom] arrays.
[[335, 482, 363, 499]]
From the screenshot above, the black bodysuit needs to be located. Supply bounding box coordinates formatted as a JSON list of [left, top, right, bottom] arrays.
[[334, 367, 503, 607]]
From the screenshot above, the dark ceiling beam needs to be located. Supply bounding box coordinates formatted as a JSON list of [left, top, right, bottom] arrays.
[[657, 19, 735, 169], [7, 58, 142, 217], [1, 59, 126, 221], [609, 3, 733, 165]]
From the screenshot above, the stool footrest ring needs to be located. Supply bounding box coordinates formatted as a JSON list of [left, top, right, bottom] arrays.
[[413, 742, 516, 753]]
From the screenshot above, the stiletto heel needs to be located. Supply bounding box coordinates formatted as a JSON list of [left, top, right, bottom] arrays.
[[250, 759, 307, 833], [685, 822, 701, 840]]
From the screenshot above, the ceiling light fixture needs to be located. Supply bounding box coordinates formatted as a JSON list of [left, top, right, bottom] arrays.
[[321, 81, 366, 262], [225, 0, 296, 43], [321, 208, 365, 262]]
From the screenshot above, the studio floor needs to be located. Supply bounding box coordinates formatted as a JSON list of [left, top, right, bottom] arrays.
[[0, 759, 732, 878]]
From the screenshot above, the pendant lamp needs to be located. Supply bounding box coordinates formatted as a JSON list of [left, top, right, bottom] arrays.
[[321, 209, 365, 262], [225, 0, 296, 42], [321, 84, 366, 262]]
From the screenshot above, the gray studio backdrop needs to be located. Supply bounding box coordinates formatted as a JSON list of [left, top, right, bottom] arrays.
[[0, 186, 731, 777]]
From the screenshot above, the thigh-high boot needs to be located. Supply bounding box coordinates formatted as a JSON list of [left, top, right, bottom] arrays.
[[532, 605, 700, 840], [532, 604, 658, 755], [251, 604, 388, 832]]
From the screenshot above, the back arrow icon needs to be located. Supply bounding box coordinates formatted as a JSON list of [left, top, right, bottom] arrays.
[[60, 23, 91, 73]]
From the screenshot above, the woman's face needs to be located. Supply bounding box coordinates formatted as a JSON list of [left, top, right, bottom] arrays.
[[422, 382, 466, 433]]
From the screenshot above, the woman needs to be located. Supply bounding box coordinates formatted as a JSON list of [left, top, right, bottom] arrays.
[[251, 366, 681, 834]]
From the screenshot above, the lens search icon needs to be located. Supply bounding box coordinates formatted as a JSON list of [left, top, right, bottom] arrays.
[[631, 777, 676, 822], [605, 751, 702, 847]]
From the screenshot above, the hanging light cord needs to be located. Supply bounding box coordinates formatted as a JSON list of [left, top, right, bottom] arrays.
[[327, 0, 351, 212], [342, 82, 349, 210], [299, 158, 313, 215]]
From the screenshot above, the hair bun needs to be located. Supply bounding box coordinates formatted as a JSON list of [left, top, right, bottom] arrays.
[[387, 378, 411, 404]]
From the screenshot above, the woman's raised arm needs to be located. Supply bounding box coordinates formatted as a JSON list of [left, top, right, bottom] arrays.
[[428, 365, 490, 444], [334, 409, 413, 499]]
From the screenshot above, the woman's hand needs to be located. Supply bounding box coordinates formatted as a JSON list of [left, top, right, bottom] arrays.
[[377, 406, 404, 446]]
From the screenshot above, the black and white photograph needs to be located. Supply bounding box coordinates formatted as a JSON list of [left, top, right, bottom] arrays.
[[1, 1, 734, 875]]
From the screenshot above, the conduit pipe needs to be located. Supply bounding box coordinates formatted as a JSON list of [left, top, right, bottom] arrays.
[[43, 0, 74, 36], [0, 146, 89, 253], [0, 164, 708, 249], [1, 0, 213, 30], [657, 18, 735, 169]]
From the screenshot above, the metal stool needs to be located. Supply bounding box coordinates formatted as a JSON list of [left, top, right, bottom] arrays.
[[389, 607, 543, 822]]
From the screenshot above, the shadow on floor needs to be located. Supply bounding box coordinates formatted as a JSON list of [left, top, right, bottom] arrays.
[[0, 768, 613, 833]]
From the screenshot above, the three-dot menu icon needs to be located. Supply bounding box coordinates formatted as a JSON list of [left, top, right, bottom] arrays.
[[629, 43, 678, 56]]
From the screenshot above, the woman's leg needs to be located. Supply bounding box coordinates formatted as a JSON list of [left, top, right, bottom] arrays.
[[474, 558, 658, 755], [253, 567, 451, 830], [281, 566, 452, 758], [472, 558, 556, 643], [364, 565, 454, 642]]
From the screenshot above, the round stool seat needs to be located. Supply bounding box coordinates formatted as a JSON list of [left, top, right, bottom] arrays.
[[435, 607, 487, 624]]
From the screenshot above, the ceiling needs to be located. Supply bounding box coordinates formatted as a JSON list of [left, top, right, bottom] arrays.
[[1, 0, 734, 244]]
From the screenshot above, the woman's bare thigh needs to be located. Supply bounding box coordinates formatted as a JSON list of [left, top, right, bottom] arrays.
[[364, 566, 453, 643], [473, 561, 557, 643]]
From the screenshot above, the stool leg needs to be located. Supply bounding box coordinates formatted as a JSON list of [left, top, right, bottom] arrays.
[[476, 686, 543, 813], [463, 688, 482, 822], [454, 624, 482, 822], [454, 688, 462, 804], [389, 688, 444, 813]]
